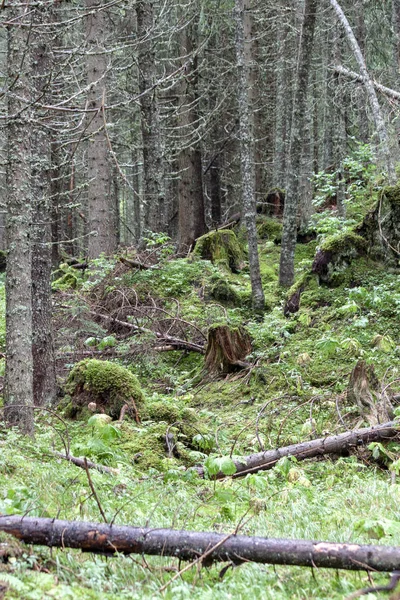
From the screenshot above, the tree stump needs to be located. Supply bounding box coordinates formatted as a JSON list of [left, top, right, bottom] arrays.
[[347, 360, 394, 425], [204, 325, 252, 375]]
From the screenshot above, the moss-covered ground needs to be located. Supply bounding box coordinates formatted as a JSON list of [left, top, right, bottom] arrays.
[[0, 211, 400, 598]]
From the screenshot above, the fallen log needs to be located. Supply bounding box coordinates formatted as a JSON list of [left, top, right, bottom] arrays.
[[197, 421, 399, 479], [1, 515, 400, 572], [52, 452, 119, 475]]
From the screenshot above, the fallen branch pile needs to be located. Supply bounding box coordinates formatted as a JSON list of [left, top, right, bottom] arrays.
[[197, 421, 399, 479], [1, 515, 400, 572]]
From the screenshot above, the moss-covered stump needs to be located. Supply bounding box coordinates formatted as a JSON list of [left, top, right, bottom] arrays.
[[357, 184, 400, 263], [64, 359, 145, 422], [193, 230, 244, 272], [205, 325, 252, 375], [256, 217, 283, 242], [311, 232, 366, 286], [347, 360, 394, 426]]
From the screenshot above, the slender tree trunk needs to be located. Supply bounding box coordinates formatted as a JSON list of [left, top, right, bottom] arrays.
[[31, 6, 56, 406], [393, 0, 400, 72], [329, 0, 396, 182], [235, 0, 265, 311], [86, 0, 117, 258], [4, 3, 34, 434], [177, 22, 206, 251], [279, 0, 318, 287], [136, 0, 165, 233]]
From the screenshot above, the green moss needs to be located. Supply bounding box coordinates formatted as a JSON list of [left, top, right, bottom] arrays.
[[147, 401, 181, 423], [320, 231, 366, 254], [64, 359, 145, 420], [256, 217, 283, 241], [382, 183, 400, 205], [209, 277, 242, 306], [193, 229, 244, 272]]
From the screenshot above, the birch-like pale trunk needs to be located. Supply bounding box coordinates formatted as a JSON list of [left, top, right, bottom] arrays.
[[5, 2, 34, 434], [279, 0, 318, 287], [235, 0, 265, 312], [329, 0, 396, 182]]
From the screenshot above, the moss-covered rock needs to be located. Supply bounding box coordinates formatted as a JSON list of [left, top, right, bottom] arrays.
[[312, 232, 367, 286], [256, 217, 283, 242], [193, 229, 244, 272], [356, 184, 400, 263], [64, 359, 145, 421], [209, 277, 242, 306]]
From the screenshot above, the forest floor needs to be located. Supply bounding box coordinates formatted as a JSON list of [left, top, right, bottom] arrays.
[[0, 207, 400, 598]]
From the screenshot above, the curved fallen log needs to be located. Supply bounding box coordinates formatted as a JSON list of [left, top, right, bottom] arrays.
[[1, 515, 400, 572], [197, 421, 399, 479]]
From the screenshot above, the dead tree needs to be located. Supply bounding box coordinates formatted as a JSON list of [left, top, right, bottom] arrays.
[[1, 515, 400, 572], [204, 325, 252, 374], [347, 360, 394, 425], [196, 421, 399, 479]]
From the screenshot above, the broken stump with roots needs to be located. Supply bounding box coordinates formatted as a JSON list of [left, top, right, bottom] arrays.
[[204, 325, 252, 375], [347, 360, 394, 426]]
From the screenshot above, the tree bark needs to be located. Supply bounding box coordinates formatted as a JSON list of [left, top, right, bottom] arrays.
[[31, 5, 56, 407], [197, 421, 399, 479], [86, 0, 118, 258], [4, 3, 34, 434], [279, 0, 318, 287], [235, 0, 265, 311], [136, 0, 165, 233], [2, 515, 400, 572], [329, 0, 396, 183], [177, 21, 206, 252]]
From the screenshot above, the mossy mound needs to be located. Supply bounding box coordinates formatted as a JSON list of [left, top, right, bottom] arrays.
[[256, 217, 283, 242], [64, 359, 145, 421], [312, 232, 366, 286], [193, 229, 244, 272], [209, 277, 242, 306]]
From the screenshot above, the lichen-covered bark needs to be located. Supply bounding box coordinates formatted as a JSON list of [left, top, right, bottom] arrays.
[[235, 0, 265, 311], [5, 3, 34, 434], [31, 6, 56, 407], [279, 0, 318, 287], [136, 0, 165, 233], [86, 0, 117, 258]]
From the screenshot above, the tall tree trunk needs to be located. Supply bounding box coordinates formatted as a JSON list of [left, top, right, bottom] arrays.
[[279, 0, 318, 287], [235, 0, 265, 311], [177, 22, 206, 251], [31, 6, 56, 407], [86, 0, 117, 258], [136, 0, 165, 234], [329, 0, 396, 182], [4, 3, 34, 434]]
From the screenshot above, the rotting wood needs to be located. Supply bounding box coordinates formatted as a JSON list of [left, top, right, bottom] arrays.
[[204, 325, 252, 374], [196, 421, 400, 479], [1, 515, 400, 572], [347, 360, 394, 426]]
